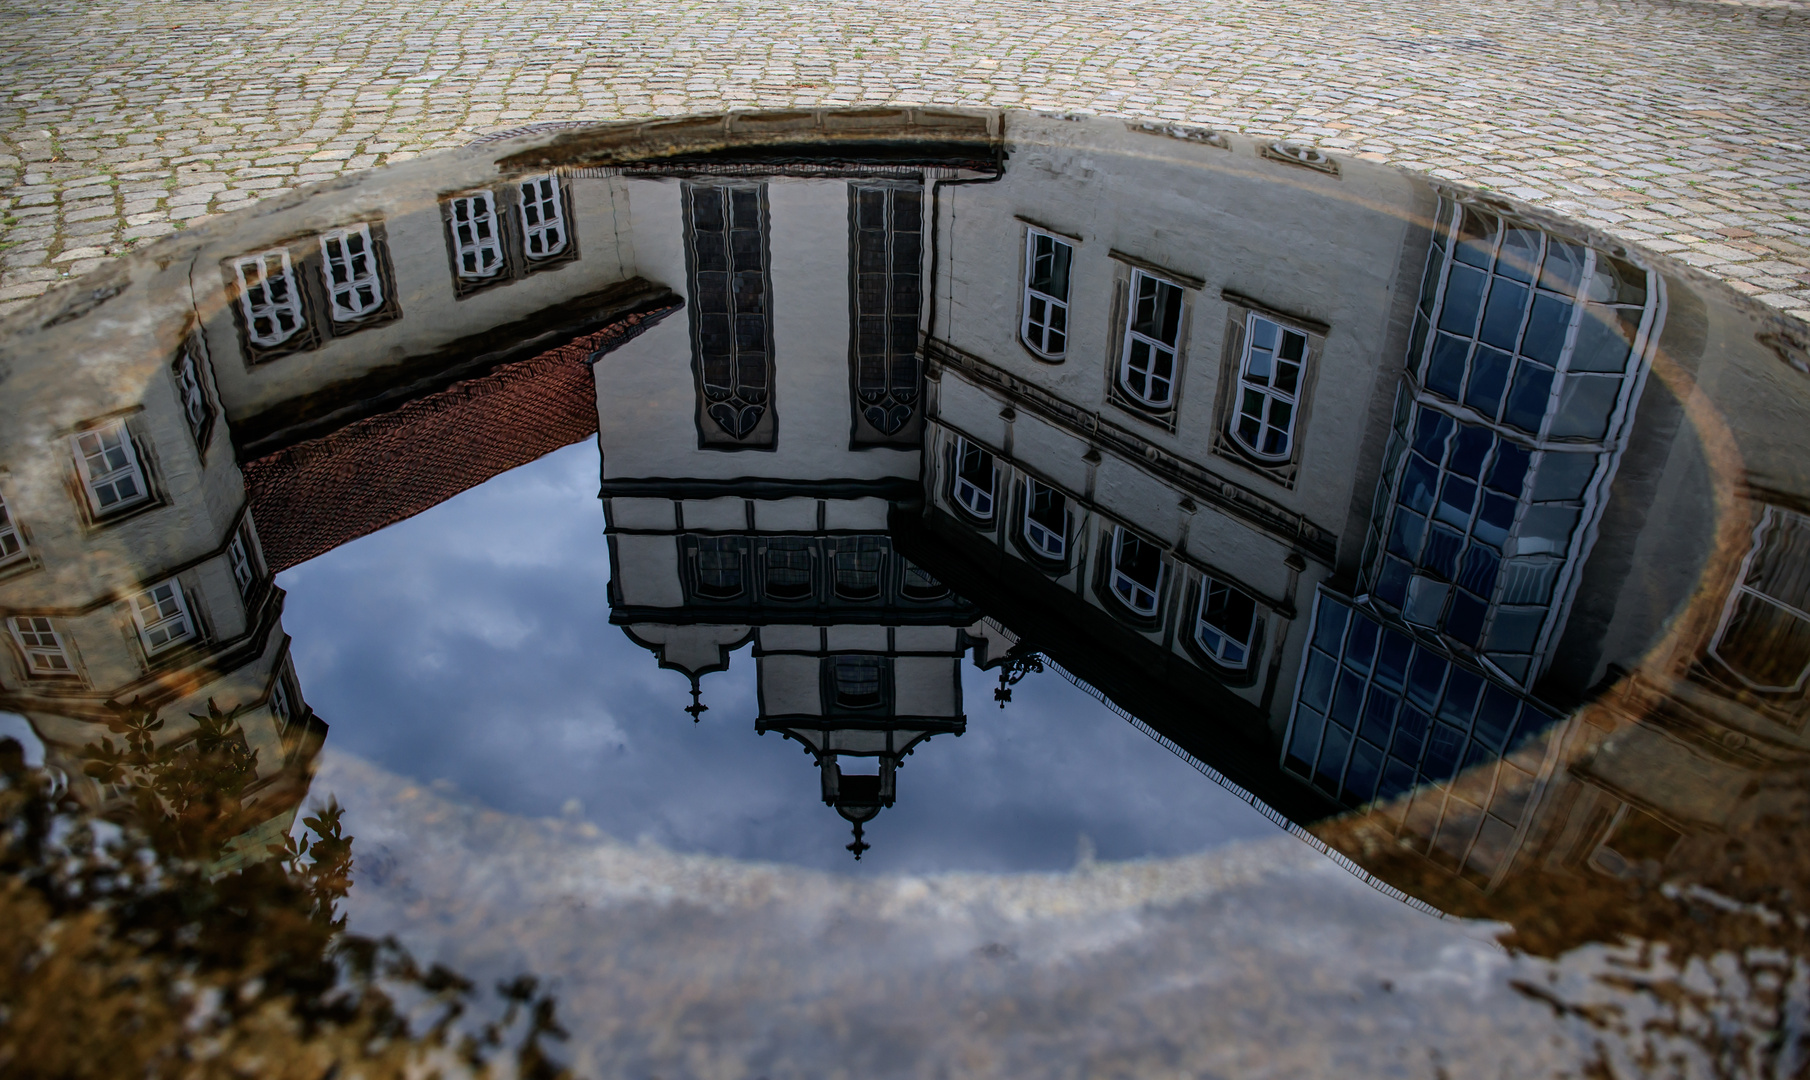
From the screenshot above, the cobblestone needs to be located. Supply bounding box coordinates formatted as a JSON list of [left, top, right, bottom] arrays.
[[1, 0, 1807, 322]]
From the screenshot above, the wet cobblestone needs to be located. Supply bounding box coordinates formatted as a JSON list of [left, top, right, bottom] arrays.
[[1, 0, 1806, 320]]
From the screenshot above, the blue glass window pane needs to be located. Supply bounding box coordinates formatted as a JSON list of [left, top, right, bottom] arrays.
[[1540, 239, 1587, 296], [1423, 724, 1467, 783], [1464, 346, 1512, 417], [1379, 756, 1418, 802], [1474, 684, 1521, 749], [1479, 280, 1529, 350], [1417, 254, 1442, 317], [1285, 709, 1325, 774], [1394, 705, 1431, 761], [1345, 740, 1385, 804], [1436, 476, 1478, 529], [1504, 362, 1555, 433], [1360, 688, 1399, 745], [1422, 525, 1464, 579], [1331, 670, 1367, 727], [1474, 493, 1517, 548], [1486, 608, 1546, 653], [1445, 590, 1488, 647], [1449, 425, 1492, 478], [1520, 293, 1573, 366], [1461, 742, 1500, 781], [1347, 617, 1379, 671], [1454, 210, 1495, 268], [1376, 632, 1413, 689], [1388, 510, 1427, 561], [1486, 442, 1531, 495], [1570, 304, 1634, 373], [1400, 455, 1439, 515], [1376, 557, 1412, 608], [1497, 227, 1541, 284], [1407, 312, 1431, 372], [1406, 650, 1447, 710], [1425, 333, 1468, 399], [1413, 410, 1454, 461], [1532, 452, 1596, 501], [1439, 668, 1484, 725], [1550, 374, 1620, 440], [1510, 705, 1559, 748], [1301, 650, 1336, 712], [1457, 544, 1501, 597], [1315, 724, 1352, 794], [1312, 597, 1349, 653], [1438, 264, 1488, 335]]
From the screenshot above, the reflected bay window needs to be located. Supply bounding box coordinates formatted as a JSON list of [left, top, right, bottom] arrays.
[[1022, 478, 1069, 560], [131, 579, 196, 656], [1108, 526, 1164, 617], [1713, 507, 1810, 693], [1118, 269, 1184, 409], [71, 420, 150, 518], [1195, 577, 1257, 669], [1232, 314, 1308, 461], [952, 438, 997, 520], [764, 538, 814, 601], [1022, 229, 1073, 359], [833, 537, 886, 602]]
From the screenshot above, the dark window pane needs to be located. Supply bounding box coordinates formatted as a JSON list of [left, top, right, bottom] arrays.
[[1486, 442, 1531, 496], [1394, 704, 1431, 762], [1473, 685, 1520, 749], [1400, 454, 1439, 515], [1479, 280, 1529, 350], [1426, 333, 1468, 399], [1464, 345, 1512, 417], [1438, 264, 1488, 335], [1376, 556, 1413, 608], [1313, 597, 1350, 653], [1444, 590, 1488, 647], [1315, 723, 1353, 794], [1439, 668, 1484, 725], [1520, 293, 1573, 366], [1423, 724, 1466, 783], [1345, 740, 1385, 804], [1301, 650, 1337, 712], [1503, 362, 1555, 433]]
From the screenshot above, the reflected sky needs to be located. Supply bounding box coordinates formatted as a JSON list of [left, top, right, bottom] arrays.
[[277, 441, 1276, 873]]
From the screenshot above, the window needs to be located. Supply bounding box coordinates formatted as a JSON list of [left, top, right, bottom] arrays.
[[829, 655, 886, 710], [1118, 269, 1184, 408], [764, 538, 813, 601], [71, 421, 150, 516], [900, 561, 949, 601], [694, 536, 746, 600], [686, 183, 773, 444], [131, 580, 195, 655], [1108, 526, 1163, 617], [1022, 230, 1073, 359], [952, 438, 997, 520], [1232, 314, 1308, 461], [227, 524, 260, 600], [448, 192, 506, 280], [518, 175, 569, 261], [270, 671, 296, 730], [1195, 577, 1257, 669], [319, 223, 385, 322], [1712, 507, 1810, 693], [833, 537, 886, 601], [0, 491, 26, 567], [850, 184, 923, 438], [8, 616, 73, 676], [171, 346, 212, 451], [231, 250, 305, 348], [1022, 478, 1069, 559]]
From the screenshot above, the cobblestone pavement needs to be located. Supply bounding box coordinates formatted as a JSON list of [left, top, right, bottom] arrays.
[[1, 0, 1807, 321]]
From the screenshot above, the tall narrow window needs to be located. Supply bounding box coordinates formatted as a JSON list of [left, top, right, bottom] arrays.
[[448, 192, 505, 280], [834, 537, 886, 601], [694, 536, 746, 600], [270, 674, 295, 729], [232, 250, 305, 348], [1108, 526, 1164, 617], [132, 580, 195, 655], [1195, 577, 1257, 668], [71, 421, 150, 517], [1022, 230, 1073, 359], [1713, 507, 1810, 693], [0, 491, 26, 567], [1119, 269, 1184, 408], [952, 438, 997, 521], [1022, 478, 1069, 559], [9, 616, 73, 676], [850, 184, 923, 437], [227, 523, 260, 600], [764, 538, 813, 601], [686, 183, 773, 444], [1232, 314, 1308, 461], [319, 223, 385, 321], [172, 346, 213, 451], [519, 175, 569, 260]]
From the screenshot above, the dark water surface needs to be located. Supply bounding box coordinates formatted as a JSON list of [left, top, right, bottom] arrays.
[[3, 110, 1809, 1077]]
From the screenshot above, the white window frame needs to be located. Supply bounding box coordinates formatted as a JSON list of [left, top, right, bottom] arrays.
[[270, 672, 294, 728], [319, 223, 386, 322], [952, 437, 997, 520], [1022, 477, 1069, 559], [518, 174, 569, 261], [0, 490, 26, 567], [1711, 506, 1810, 693], [228, 529, 257, 599], [8, 616, 74, 677], [1108, 526, 1164, 617], [1231, 312, 1310, 463], [172, 347, 211, 446], [231, 249, 306, 348], [1194, 576, 1256, 670], [1021, 229, 1073, 360], [131, 579, 196, 656], [70, 420, 150, 517], [448, 191, 506, 280], [1118, 268, 1185, 409]]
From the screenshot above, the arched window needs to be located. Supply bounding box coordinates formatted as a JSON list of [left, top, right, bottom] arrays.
[[518, 175, 569, 260], [1194, 576, 1257, 669], [319, 224, 385, 322], [952, 438, 997, 520], [1022, 478, 1069, 560], [1712, 507, 1810, 693], [686, 183, 772, 442], [834, 537, 886, 601], [1118, 269, 1184, 408], [1232, 313, 1308, 461], [1022, 230, 1073, 359], [232, 249, 305, 347], [764, 538, 814, 601], [851, 184, 923, 436], [1108, 526, 1163, 617], [447, 191, 505, 280]]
